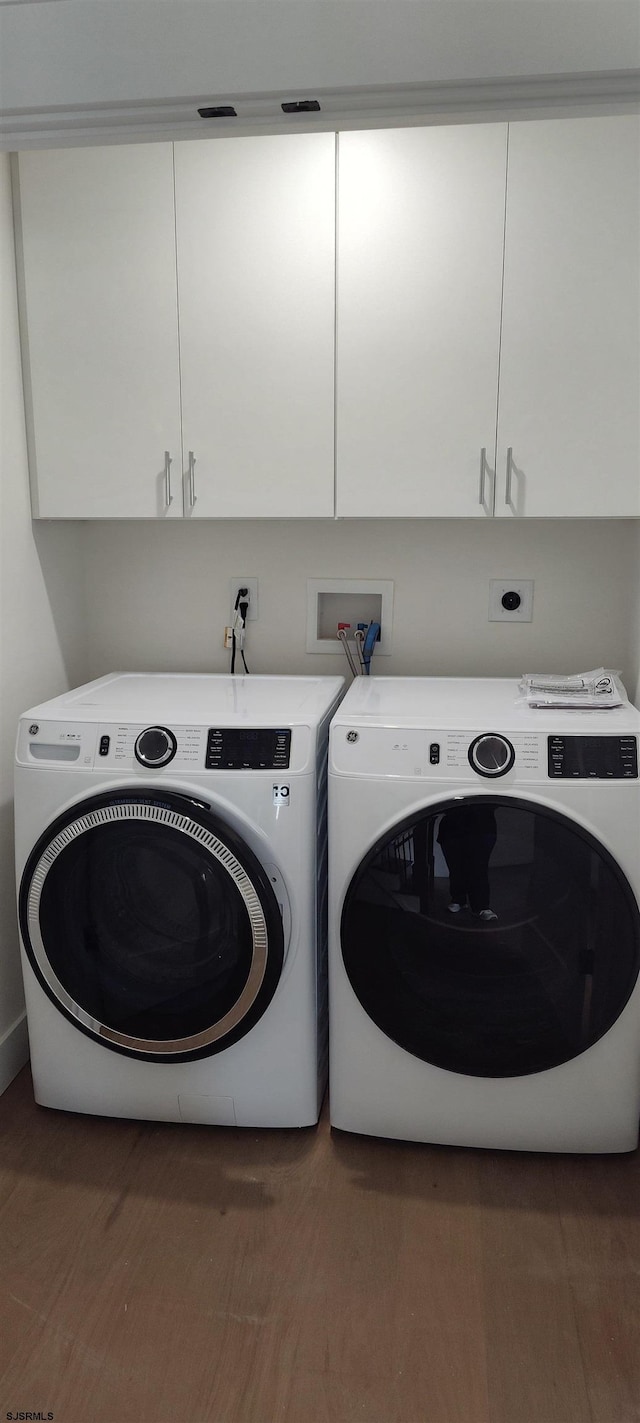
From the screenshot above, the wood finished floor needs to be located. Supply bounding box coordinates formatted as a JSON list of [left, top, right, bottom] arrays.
[[1, 1067, 639, 1423]]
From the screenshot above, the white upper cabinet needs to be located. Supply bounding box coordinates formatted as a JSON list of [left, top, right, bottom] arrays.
[[336, 125, 508, 517], [16, 144, 182, 518], [17, 133, 335, 520], [336, 114, 640, 520], [16, 117, 639, 522], [174, 133, 336, 518], [495, 115, 640, 518]]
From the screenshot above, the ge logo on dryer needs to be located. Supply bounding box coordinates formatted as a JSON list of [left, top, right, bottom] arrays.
[[346, 731, 359, 743]]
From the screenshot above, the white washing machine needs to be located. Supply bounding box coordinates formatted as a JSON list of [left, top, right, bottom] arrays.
[[15, 672, 343, 1127], [328, 677, 640, 1153]]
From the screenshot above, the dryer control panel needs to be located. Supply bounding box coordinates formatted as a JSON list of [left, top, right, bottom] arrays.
[[548, 735, 638, 778], [330, 725, 640, 783]]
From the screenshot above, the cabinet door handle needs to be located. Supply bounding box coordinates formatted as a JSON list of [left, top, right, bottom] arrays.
[[479, 447, 494, 514], [505, 446, 514, 507], [188, 451, 197, 512], [164, 451, 173, 508]]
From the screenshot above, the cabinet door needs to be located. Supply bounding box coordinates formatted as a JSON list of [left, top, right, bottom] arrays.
[[16, 145, 182, 518], [336, 125, 507, 517], [174, 134, 335, 518], [496, 116, 640, 517]]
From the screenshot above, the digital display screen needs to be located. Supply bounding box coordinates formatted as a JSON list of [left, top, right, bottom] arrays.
[[206, 728, 291, 770], [548, 735, 638, 779]]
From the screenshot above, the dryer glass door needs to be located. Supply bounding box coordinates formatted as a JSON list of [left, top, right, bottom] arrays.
[[341, 795, 640, 1077], [20, 791, 285, 1061]]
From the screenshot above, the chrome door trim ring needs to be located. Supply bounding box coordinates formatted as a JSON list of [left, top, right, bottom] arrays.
[[25, 800, 270, 1055]]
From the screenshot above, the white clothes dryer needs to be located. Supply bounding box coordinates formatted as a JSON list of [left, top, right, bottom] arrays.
[[15, 672, 343, 1127], [328, 677, 640, 1152]]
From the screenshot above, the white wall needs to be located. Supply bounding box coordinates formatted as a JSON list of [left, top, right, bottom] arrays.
[[0, 152, 86, 1091], [82, 518, 639, 692], [633, 525, 640, 707], [1, 0, 637, 110]]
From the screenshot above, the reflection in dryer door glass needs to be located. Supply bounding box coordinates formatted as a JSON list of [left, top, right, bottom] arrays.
[[341, 799, 640, 1078], [437, 804, 497, 915]]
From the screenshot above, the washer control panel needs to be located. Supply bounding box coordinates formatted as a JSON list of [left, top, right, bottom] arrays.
[[206, 728, 291, 770], [548, 735, 638, 779], [18, 720, 301, 771]]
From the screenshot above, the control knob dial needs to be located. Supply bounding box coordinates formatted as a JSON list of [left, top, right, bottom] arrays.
[[134, 725, 177, 769], [468, 733, 515, 778]]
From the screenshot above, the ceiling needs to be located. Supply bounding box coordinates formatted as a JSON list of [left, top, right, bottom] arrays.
[[1, 0, 639, 148]]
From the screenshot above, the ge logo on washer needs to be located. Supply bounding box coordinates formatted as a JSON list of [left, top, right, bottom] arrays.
[[346, 731, 359, 743], [273, 784, 290, 807]]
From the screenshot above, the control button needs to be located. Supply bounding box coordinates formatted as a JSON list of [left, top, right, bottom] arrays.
[[134, 726, 177, 769], [99, 735, 111, 757], [429, 743, 440, 764]]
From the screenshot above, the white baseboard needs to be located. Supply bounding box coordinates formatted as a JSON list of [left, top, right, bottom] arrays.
[[0, 1011, 29, 1096]]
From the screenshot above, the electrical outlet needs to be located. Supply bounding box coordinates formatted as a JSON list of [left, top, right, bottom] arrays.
[[489, 579, 534, 622], [229, 578, 258, 622]]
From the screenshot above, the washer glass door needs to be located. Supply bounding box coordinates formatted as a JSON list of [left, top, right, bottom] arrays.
[[20, 791, 285, 1061], [341, 796, 640, 1077]]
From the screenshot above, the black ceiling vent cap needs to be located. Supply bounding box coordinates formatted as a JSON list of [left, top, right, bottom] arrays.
[[281, 99, 321, 113], [198, 105, 237, 118]]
